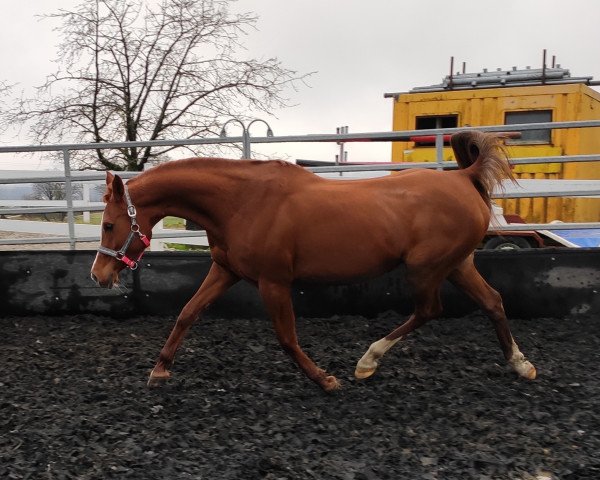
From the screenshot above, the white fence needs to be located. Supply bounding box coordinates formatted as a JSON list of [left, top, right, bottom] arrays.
[[1, 121, 600, 250]]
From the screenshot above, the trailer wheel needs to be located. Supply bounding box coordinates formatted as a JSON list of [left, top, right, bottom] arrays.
[[483, 236, 532, 251]]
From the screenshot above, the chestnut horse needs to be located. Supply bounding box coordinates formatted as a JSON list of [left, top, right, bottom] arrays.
[[91, 131, 536, 392]]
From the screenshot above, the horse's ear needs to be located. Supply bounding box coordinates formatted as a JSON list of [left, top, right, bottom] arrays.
[[105, 172, 124, 202]]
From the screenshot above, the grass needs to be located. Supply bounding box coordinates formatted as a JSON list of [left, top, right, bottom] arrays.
[[82, 214, 201, 251], [72, 213, 186, 229], [12, 213, 201, 250], [75, 212, 103, 224], [163, 243, 210, 252], [12, 212, 187, 229]]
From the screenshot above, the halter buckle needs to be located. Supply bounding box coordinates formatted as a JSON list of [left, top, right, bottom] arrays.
[[138, 233, 151, 247], [120, 255, 138, 270]]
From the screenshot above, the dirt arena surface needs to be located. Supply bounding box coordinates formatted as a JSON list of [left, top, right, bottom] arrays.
[[1, 312, 599, 479]]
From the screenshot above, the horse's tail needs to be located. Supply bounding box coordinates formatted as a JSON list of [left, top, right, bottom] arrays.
[[450, 130, 515, 205]]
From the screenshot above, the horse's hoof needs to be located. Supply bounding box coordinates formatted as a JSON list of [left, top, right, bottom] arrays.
[[147, 369, 171, 387], [322, 375, 342, 392], [521, 365, 537, 380], [354, 367, 376, 380], [509, 358, 537, 380]]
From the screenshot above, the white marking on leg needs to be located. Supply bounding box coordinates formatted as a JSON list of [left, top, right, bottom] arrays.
[[356, 336, 403, 374], [508, 339, 536, 379]]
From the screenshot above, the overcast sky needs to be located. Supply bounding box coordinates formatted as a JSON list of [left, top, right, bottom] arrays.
[[1, 0, 600, 169]]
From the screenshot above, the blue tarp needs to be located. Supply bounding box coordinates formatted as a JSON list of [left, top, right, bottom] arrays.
[[551, 229, 600, 248]]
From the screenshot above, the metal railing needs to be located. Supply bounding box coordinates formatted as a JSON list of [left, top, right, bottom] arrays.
[[1, 120, 600, 248]]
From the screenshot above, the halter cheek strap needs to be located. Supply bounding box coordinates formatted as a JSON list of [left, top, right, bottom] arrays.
[[97, 184, 151, 270]]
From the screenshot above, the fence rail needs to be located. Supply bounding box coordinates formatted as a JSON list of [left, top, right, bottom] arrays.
[[1, 121, 599, 248]]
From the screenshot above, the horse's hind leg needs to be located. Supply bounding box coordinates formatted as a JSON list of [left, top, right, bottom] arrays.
[[448, 255, 536, 380], [355, 279, 443, 379], [259, 280, 341, 392], [148, 262, 239, 387]]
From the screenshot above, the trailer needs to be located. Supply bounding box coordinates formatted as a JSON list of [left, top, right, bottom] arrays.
[[485, 204, 600, 249]]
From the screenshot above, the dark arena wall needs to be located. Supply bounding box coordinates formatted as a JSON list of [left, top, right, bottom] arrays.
[[0, 248, 599, 318]]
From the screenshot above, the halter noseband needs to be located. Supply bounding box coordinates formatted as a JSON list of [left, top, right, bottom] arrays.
[[97, 184, 151, 270]]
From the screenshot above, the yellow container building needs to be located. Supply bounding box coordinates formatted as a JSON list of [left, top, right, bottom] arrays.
[[386, 66, 600, 223]]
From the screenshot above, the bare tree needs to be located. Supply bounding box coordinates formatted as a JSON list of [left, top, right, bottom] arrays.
[[0, 81, 13, 135], [28, 182, 82, 202], [3, 0, 306, 171], [27, 182, 83, 221]]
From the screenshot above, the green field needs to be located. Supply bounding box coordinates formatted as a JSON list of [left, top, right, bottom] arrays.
[[10, 213, 203, 250], [74, 213, 185, 229]]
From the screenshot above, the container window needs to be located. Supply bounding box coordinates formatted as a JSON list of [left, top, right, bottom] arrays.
[[505, 110, 552, 144], [414, 115, 458, 145]]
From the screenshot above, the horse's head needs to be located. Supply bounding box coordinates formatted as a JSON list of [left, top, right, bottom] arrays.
[[90, 172, 151, 288]]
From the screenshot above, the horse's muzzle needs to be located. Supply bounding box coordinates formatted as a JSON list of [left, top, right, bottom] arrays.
[[90, 271, 114, 289]]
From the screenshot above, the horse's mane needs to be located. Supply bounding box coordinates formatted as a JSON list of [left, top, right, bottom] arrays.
[[146, 157, 305, 177], [107, 158, 308, 194]]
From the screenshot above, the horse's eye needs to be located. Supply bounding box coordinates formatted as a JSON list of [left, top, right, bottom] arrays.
[[103, 223, 114, 232]]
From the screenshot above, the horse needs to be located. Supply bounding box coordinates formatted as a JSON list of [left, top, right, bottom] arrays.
[[90, 130, 536, 392]]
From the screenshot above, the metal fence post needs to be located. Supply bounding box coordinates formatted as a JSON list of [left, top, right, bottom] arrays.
[[435, 133, 444, 170], [62, 149, 76, 250], [242, 130, 251, 159], [244, 119, 274, 159]]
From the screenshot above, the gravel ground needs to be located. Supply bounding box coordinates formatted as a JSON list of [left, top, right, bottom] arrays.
[[1, 312, 599, 479]]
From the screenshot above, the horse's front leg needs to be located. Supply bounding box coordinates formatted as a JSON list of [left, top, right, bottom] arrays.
[[259, 280, 341, 392], [148, 262, 239, 387]]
